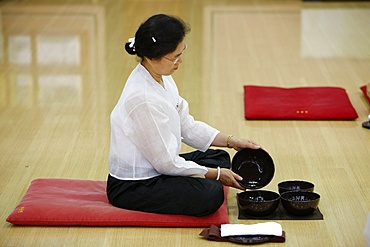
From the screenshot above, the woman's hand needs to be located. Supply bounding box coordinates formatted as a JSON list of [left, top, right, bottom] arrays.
[[211, 133, 261, 151], [205, 167, 245, 190], [228, 136, 260, 151], [219, 168, 245, 190]]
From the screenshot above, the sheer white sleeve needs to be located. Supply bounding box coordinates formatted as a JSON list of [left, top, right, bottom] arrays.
[[178, 97, 219, 152], [124, 96, 208, 176]]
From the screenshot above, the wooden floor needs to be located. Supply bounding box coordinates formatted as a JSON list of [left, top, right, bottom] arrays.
[[1, 0, 370, 246]]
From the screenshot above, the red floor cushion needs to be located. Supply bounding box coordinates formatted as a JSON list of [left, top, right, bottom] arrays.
[[6, 178, 229, 227], [244, 85, 358, 120]]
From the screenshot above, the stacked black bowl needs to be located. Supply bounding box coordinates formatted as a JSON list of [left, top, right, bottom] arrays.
[[278, 181, 320, 216]]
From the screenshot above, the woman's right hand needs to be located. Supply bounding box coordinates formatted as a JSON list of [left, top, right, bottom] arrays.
[[219, 168, 245, 190], [205, 167, 245, 190]]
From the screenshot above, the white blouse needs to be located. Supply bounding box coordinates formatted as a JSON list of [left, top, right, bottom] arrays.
[[109, 63, 219, 180]]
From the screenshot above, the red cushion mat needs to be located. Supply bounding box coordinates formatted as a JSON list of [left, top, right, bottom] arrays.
[[6, 178, 230, 227], [360, 85, 370, 102], [244, 85, 358, 120]]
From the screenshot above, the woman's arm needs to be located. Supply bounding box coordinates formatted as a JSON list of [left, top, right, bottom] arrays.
[[205, 133, 261, 190], [211, 132, 260, 151], [205, 166, 245, 190]]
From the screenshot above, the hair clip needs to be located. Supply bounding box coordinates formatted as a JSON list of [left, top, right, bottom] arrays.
[[152, 37, 156, 43], [128, 37, 135, 48]]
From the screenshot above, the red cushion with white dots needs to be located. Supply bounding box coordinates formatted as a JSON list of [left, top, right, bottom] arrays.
[[6, 178, 229, 227], [244, 85, 358, 120]]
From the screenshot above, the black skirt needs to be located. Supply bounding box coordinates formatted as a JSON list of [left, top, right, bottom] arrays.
[[107, 149, 231, 217]]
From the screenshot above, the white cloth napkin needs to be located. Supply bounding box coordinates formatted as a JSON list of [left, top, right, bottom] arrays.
[[221, 222, 283, 237]]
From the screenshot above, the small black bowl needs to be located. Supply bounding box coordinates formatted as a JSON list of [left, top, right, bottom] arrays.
[[280, 191, 320, 216], [278, 180, 314, 194], [237, 190, 280, 216]]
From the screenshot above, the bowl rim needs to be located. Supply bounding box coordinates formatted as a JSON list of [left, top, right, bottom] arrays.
[[280, 191, 320, 202], [237, 190, 281, 202], [278, 180, 315, 188]]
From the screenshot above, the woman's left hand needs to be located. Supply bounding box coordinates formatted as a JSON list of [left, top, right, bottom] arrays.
[[211, 133, 261, 151], [229, 136, 260, 151]]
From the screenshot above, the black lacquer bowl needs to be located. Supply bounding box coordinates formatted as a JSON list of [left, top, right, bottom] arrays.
[[237, 190, 280, 216], [278, 180, 314, 194], [280, 191, 320, 216], [232, 148, 275, 189]]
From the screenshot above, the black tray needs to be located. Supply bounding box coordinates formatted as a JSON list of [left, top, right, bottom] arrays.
[[238, 202, 323, 220]]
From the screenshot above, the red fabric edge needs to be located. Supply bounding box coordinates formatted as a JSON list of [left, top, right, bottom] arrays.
[[6, 178, 229, 227], [360, 85, 370, 102]]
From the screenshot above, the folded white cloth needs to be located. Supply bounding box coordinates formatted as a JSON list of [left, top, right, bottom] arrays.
[[221, 222, 283, 237]]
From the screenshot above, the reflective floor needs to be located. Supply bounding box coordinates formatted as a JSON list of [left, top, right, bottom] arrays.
[[1, 0, 370, 246]]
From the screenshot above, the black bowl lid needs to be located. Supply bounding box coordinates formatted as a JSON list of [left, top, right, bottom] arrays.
[[232, 148, 275, 189]]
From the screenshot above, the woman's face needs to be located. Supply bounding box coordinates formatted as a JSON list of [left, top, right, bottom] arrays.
[[148, 40, 187, 76]]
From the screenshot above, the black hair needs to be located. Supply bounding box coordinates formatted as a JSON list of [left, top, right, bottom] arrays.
[[125, 14, 190, 59]]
